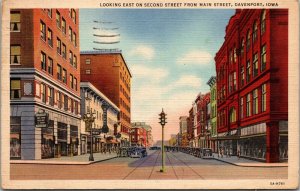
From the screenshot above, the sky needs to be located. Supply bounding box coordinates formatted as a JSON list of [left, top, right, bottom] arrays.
[[79, 9, 235, 142]]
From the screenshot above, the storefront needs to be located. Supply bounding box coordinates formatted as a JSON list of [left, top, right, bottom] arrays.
[[41, 120, 54, 159], [81, 134, 87, 155], [216, 130, 238, 156], [70, 125, 79, 156], [57, 122, 68, 156], [10, 117, 21, 159]]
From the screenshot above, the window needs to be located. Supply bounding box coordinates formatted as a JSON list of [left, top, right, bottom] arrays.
[[246, 93, 251, 117], [73, 55, 77, 68], [229, 74, 232, 93], [241, 66, 245, 86], [48, 57, 53, 75], [233, 48, 237, 63], [47, 9, 52, 18], [241, 38, 245, 57], [261, 44, 267, 71], [62, 18, 66, 34], [72, 32, 76, 46], [261, 10, 266, 35], [233, 72, 236, 91], [74, 77, 77, 91], [47, 28, 53, 46], [69, 51, 73, 65], [229, 107, 236, 123], [57, 91, 62, 109], [246, 60, 251, 82], [10, 11, 20, 32], [56, 11, 61, 28], [69, 27, 72, 41], [229, 50, 233, 64], [85, 59, 91, 64], [70, 74, 74, 89], [253, 21, 258, 43], [64, 95, 68, 111], [71, 9, 76, 23], [57, 38, 61, 55], [48, 87, 54, 106], [10, 45, 21, 65], [61, 93, 65, 109], [253, 89, 258, 115], [262, 84, 267, 112], [10, 79, 21, 99], [253, 53, 258, 77], [75, 101, 78, 115], [57, 64, 62, 80], [246, 30, 251, 51], [41, 52, 46, 71], [240, 97, 244, 119], [60, 45, 66, 60], [40, 21, 46, 41], [41, 84, 46, 103], [85, 69, 91, 74], [62, 69, 67, 84]]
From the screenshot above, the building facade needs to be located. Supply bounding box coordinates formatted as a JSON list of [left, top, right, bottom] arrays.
[[10, 9, 81, 160], [80, 82, 120, 154], [215, 9, 288, 162], [207, 76, 218, 152], [80, 51, 132, 146], [196, 93, 210, 148], [187, 108, 195, 147], [179, 116, 188, 147], [131, 122, 152, 147]]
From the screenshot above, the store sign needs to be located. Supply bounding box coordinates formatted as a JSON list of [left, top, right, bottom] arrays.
[[92, 129, 101, 135], [35, 110, 49, 128]]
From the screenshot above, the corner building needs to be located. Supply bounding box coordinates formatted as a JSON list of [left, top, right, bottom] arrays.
[[80, 51, 132, 146], [215, 9, 288, 162], [10, 9, 80, 159]]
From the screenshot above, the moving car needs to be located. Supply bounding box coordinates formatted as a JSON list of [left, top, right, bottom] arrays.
[[200, 148, 213, 159], [130, 147, 147, 158]]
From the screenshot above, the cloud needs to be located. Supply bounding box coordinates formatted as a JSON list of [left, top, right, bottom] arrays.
[[129, 45, 155, 60], [131, 64, 169, 83], [177, 50, 213, 66], [167, 75, 202, 91]]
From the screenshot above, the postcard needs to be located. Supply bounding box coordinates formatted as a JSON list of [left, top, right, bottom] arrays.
[[1, 0, 299, 189]]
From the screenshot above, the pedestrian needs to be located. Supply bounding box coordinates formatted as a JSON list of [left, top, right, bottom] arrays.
[[237, 149, 240, 160]]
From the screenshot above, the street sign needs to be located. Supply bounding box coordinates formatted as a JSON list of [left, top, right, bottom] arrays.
[[35, 110, 49, 128]]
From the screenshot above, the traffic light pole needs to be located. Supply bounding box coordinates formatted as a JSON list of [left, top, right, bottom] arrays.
[[160, 124, 165, 172]]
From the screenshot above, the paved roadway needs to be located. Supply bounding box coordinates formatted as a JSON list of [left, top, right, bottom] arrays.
[[10, 150, 287, 180]]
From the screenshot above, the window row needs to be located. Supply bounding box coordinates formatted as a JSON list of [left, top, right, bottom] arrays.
[[55, 10, 77, 47], [56, 37, 78, 68], [56, 63, 78, 90], [120, 97, 130, 113], [120, 111, 130, 124]]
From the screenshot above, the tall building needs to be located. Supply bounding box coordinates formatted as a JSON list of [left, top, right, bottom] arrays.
[[196, 93, 210, 148], [215, 9, 288, 162], [179, 116, 188, 147], [80, 51, 132, 146], [10, 9, 80, 160], [207, 76, 217, 152]]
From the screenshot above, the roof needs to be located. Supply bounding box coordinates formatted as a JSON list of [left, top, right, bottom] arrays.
[[80, 50, 132, 77]]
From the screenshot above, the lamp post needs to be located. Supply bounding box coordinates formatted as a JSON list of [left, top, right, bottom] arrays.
[[83, 96, 96, 161], [159, 108, 167, 172]]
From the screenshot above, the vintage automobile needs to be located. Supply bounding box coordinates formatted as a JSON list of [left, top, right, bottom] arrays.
[[200, 148, 214, 159], [130, 147, 147, 158]]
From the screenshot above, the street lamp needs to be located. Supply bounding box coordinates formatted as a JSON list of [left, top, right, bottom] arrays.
[[82, 96, 96, 161], [159, 108, 167, 172]]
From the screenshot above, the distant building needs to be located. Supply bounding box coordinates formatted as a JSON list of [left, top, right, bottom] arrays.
[[179, 116, 188, 147], [80, 51, 132, 146], [196, 93, 210, 148], [207, 76, 217, 152], [131, 122, 152, 147]]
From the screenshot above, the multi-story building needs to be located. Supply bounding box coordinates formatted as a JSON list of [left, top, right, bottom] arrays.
[[131, 122, 152, 147], [215, 9, 288, 162], [187, 107, 195, 147], [80, 82, 120, 154], [207, 76, 218, 152], [80, 51, 132, 146], [10, 9, 80, 160], [196, 93, 210, 148], [179, 116, 188, 147]]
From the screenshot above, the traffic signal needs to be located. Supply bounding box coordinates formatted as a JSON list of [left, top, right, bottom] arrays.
[[159, 109, 167, 125]]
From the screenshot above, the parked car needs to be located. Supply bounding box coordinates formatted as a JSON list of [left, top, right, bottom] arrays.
[[200, 148, 213, 159], [130, 147, 147, 158], [149, 146, 161, 150]]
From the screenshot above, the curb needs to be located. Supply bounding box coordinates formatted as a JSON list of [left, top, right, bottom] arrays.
[[212, 158, 288, 168], [10, 156, 118, 165]]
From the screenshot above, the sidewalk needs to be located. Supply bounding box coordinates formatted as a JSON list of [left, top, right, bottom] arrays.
[[10, 152, 117, 165], [211, 153, 288, 167]]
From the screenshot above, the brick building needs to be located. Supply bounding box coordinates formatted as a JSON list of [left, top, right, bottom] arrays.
[[215, 9, 288, 162], [187, 107, 195, 147], [10, 9, 80, 159], [196, 93, 210, 148], [130, 122, 152, 147], [80, 51, 132, 146]]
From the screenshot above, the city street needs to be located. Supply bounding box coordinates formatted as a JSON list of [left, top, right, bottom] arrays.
[[11, 150, 287, 180]]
